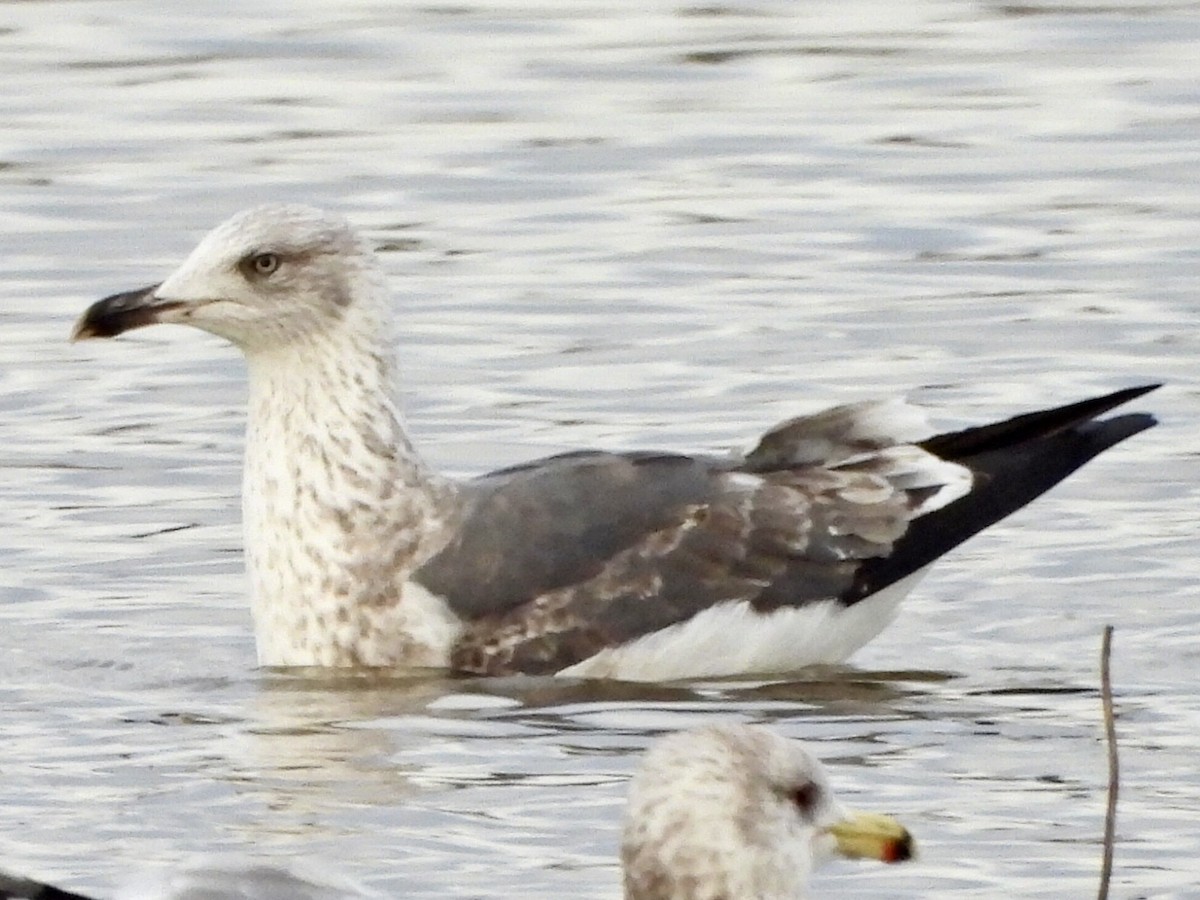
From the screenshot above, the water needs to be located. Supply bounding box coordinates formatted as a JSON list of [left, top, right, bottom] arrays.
[[1, 0, 1198, 897]]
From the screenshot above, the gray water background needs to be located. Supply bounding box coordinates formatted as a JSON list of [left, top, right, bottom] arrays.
[[1, 1, 1198, 897]]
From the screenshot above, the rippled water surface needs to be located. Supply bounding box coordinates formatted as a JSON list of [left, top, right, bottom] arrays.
[[1, 1, 1198, 897]]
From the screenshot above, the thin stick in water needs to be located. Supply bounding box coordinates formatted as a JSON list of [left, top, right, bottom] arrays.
[[1098, 624, 1118, 900]]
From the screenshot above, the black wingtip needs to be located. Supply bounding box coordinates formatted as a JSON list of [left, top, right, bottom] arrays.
[[1079, 410, 1157, 446], [1092, 382, 1161, 402], [921, 383, 1161, 461], [844, 384, 1159, 605]]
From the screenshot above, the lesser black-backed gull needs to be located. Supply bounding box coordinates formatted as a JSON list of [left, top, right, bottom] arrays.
[[72, 205, 1159, 679]]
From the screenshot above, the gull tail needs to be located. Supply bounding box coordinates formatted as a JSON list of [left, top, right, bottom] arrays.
[[844, 384, 1160, 602]]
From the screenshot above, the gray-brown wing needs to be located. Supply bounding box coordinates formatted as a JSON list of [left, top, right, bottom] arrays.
[[419, 385, 1158, 675], [415, 450, 722, 620], [414, 449, 914, 675]]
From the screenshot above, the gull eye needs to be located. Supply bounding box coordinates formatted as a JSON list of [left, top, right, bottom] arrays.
[[247, 252, 280, 277], [791, 781, 820, 815]]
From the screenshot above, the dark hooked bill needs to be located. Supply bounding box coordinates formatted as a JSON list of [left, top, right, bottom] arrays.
[[71, 284, 182, 340]]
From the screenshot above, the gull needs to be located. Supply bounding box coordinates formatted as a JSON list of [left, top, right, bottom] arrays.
[[72, 205, 1159, 679], [0, 724, 913, 900], [622, 724, 912, 899]]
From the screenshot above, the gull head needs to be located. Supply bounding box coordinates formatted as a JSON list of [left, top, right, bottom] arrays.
[[622, 725, 913, 900], [73, 205, 381, 354]]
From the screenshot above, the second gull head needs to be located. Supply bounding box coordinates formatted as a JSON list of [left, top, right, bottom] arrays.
[[622, 724, 913, 900]]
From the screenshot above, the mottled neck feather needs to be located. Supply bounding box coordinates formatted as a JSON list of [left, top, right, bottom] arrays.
[[241, 311, 462, 667]]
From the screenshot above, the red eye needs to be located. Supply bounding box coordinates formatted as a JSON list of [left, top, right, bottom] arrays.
[[791, 781, 820, 812]]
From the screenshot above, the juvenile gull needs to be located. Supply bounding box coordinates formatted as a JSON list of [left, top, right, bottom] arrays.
[[0, 725, 913, 900], [72, 205, 1159, 678]]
